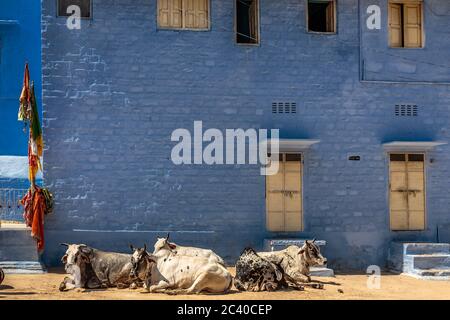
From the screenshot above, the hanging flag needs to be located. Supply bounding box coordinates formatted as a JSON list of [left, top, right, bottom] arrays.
[[28, 82, 44, 184], [18, 63, 32, 121]]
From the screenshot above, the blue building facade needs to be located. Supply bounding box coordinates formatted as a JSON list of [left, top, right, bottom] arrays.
[[41, 0, 450, 270], [0, 0, 42, 222], [0, 0, 42, 156]]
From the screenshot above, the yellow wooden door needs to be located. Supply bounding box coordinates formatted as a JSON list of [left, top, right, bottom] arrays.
[[389, 3, 403, 47], [266, 154, 302, 232], [390, 154, 425, 231]]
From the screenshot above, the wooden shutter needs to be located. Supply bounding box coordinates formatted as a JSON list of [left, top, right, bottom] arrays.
[[326, 1, 335, 33], [403, 3, 422, 47], [158, 0, 182, 28], [389, 3, 403, 47], [249, 0, 259, 43], [266, 159, 285, 232], [184, 0, 209, 29], [406, 155, 425, 229]]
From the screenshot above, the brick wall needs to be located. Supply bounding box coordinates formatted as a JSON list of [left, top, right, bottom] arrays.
[[41, 0, 450, 270]]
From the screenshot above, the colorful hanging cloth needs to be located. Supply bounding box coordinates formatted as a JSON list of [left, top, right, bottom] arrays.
[[21, 186, 47, 253]]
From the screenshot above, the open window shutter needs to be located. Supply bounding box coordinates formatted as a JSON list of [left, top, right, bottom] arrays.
[[249, 1, 258, 43], [389, 3, 403, 47], [184, 0, 208, 29], [326, 1, 335, 32], [403, 3, 422, 48], [158, 0, 182, 28]]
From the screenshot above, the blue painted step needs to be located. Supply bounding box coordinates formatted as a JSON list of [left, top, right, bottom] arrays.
[[388, 242, 450, 280]]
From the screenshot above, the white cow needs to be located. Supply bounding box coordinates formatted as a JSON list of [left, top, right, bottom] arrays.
[[153, 234, 225, 266], [130, 245, 232, 294]]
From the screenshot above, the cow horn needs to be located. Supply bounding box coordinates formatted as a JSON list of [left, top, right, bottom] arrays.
[[60, 243, 70, 247], [166, 233, 170, 240], [143, 244, 147, 252], [129, 244, 135, 252], [312, 238, 316, 243]]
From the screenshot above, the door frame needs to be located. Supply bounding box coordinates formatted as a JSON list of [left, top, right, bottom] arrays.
[[265, 152, 304, 232], [387, 151, 427, 231]]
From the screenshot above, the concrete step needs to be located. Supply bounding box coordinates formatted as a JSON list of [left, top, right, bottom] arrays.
[[404, 243, 450, 255], [388, 242, 450, 273], [412, 254, 450, 270], [0, 261, 45, 274], [0, 228, 43, 273], [310, 267, 334, 277]]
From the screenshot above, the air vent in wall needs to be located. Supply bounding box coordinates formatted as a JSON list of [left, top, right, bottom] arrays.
[[395, 104, 418, 117], [272, 102, 297, 114]]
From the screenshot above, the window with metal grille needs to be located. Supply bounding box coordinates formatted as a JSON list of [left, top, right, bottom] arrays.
[[395, 104, 418, 117], [57, 0, 92, 18], [272, 102, 297, 114]]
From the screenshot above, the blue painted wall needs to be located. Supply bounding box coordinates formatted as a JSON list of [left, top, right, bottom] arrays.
[[0, 0, 41, 156], [41, 0, 450, 270]]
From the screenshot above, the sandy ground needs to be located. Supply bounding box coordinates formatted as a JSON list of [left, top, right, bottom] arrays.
[[1, 268, 450, 300]]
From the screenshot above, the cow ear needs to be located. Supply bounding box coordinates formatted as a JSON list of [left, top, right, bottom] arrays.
[[61, 254, 68, 264], [298, 249, 305, 255], [169, 243, 177, 250]]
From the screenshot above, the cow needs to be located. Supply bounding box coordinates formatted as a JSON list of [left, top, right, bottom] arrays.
[[153, 234, 225, 266], [258, 240, 327, 289], [59, 243, 102, 291], [0, 267, 4, 286], [234, 247, 292, 292], [130, 244, 232, 294], [59, 243, 141, 291]]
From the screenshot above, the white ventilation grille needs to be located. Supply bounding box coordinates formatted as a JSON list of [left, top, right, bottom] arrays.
[[272, 102, 297, 114], [395, 104, 418, 117]]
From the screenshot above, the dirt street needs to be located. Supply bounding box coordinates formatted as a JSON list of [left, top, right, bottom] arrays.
[[1, 268, 450, 300]]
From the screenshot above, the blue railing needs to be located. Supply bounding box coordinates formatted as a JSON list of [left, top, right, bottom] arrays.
[[0, 188, 28, 222]]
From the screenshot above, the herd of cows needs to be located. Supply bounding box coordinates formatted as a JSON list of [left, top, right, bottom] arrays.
[[59, 235, 328, 294]]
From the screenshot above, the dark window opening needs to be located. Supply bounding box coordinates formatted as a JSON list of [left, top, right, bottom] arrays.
[[236, 0, 259, 44], [286, 154, 302, 162], [390, 154, 406, 162], [308, 0, 336, 33], [58, 0, 92, 18], [408, 154, 424, 162]]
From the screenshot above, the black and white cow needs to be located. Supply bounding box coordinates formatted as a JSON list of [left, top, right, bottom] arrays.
[[234, 248, 298, 292], [258, 240, 327, 289]]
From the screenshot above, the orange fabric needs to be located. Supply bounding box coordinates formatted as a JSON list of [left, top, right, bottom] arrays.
[[21, 187, 47, 252]]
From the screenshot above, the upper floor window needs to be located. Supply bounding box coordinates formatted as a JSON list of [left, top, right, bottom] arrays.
[[57, 0, 92, 18], [235, 0, 260, 44], [389, 0, 423, 48], [157, 0, 209, 30], [307, 0, 336, 33]]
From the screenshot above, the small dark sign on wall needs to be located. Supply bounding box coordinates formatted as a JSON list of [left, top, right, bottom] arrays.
[[348, 156, 361, 161]]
